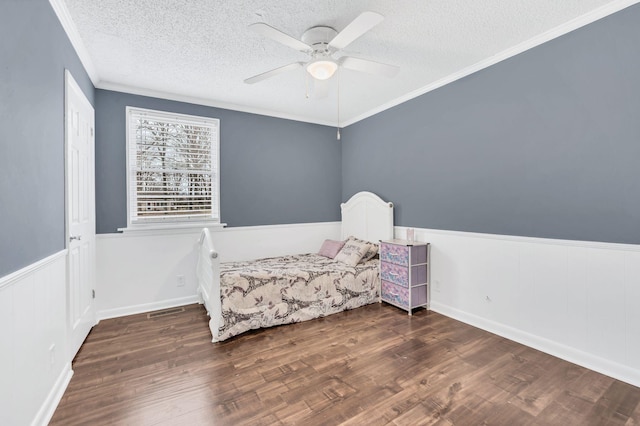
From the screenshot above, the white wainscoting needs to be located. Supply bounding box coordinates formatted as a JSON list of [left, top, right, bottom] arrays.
[[397, 226, 640, 388], [0, 251, 71, 426], [96, 222, 341, 319]]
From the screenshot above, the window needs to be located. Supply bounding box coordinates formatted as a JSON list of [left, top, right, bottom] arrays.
[[125, 107, 220, 228]]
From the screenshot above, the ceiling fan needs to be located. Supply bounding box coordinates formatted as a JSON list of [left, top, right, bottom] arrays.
[[244, 11, 399, 85]]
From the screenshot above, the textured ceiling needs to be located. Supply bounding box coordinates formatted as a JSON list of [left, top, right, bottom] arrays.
[[58, 0, 636, 126]]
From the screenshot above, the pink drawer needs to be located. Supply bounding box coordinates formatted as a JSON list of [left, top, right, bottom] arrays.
[[381, 281, 408, 308], [380, 261, 408, 287], [380, 243, 409, 266], [381, 281, 428, 310], [381, 262, 428, 288]]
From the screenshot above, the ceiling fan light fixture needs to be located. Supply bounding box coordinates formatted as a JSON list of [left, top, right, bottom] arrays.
[[306, 59, 338, 80]]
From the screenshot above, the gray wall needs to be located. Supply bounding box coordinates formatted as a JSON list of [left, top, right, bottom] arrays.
[[0, 0, 94, 276], [343, 4, 640, 244], [3, 1, 639, 277], [95, 90, 342, 233]]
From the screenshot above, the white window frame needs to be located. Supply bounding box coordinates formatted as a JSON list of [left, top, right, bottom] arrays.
[[121, 106, 222, 232]]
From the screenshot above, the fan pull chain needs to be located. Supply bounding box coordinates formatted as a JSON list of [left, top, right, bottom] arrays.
[[305, 72, 310, 99], [336, 69, 341, 140]]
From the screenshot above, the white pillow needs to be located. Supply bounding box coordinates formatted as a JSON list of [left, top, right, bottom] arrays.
[[347, 235, 379, 263], [334, 239, 370, 266]]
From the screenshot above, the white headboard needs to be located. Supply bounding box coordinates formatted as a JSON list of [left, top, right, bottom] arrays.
[[341, 191, 394, 243]]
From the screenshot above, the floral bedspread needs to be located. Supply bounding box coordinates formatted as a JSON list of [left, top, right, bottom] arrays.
[[217, 253, 379, 341]]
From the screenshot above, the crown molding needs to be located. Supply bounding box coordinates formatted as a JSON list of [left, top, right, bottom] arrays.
[[48, 0, 100, 85], [95, 81, 337, 127], [342, 0, 640, 127], [49, 0, 639, 127]]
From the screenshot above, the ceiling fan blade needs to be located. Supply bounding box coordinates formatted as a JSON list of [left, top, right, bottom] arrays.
[[339, 56, 399, 78], [249, 23, 311, 52], [244, 62, 304, 84], [328, 11, 384, 51]]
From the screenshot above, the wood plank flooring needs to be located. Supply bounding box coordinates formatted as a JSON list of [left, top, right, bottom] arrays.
[[50, 303, 640, 425]]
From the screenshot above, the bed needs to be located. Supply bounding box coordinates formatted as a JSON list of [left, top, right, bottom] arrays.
[[197, 191, 394, 342]]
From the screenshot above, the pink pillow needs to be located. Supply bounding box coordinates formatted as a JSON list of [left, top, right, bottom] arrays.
[[318, 239, 346, 258]]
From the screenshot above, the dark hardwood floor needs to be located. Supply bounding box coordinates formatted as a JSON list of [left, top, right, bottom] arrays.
[[51, 303, 640, 425]]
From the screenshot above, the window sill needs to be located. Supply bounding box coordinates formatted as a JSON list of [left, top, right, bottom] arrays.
[[117, 222, 227, 236]]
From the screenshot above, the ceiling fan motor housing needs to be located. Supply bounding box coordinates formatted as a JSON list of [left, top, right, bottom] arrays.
[[302, 26, 338, 55], [245, 12, 398, 85]]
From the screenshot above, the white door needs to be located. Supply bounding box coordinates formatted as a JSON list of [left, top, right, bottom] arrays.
[[65, 70, 96, 359]]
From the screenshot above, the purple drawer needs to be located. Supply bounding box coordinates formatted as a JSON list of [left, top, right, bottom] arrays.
[[381, 281, 428, 310], [380, 261, 408, 287], [381, 281, 408, 308], [410, 285, 428, 307], [381, 262, 428, 288], [380, 243, 409, 266], [380, 243, 428, 267], [410, 245, 429, 265], [411, 265, 428, 286]]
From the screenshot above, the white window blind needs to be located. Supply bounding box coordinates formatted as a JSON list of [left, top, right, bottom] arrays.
[[126, 107, 220, 226]]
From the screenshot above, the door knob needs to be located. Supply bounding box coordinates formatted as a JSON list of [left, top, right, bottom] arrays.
[[70, 235, 82, 241]]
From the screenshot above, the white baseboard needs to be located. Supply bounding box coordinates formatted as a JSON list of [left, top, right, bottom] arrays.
[[97, 295, 201, 320], [92, 222, 640, 390], [398, 225, 640, 388], [430, 301, 640, 388], [32, 363, 73, 426]]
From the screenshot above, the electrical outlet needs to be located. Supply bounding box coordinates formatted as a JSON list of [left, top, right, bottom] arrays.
[[177, 275, 185, 287], [434, 280, 441, 293]]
